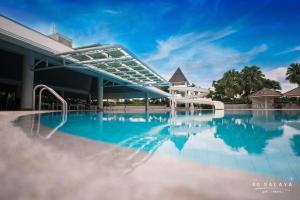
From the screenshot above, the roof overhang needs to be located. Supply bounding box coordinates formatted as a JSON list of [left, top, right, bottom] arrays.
[[56, 45, 169, 87], [0, 15, 170, 98], [249, 94, 281, 98], [283, 87, 300, 97], [0, 15, 73, 55]]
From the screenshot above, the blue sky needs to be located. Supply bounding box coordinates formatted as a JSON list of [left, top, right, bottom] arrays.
[[1, 0, 300, 91]]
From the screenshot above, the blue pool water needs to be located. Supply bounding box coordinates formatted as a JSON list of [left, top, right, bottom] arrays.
[[38, 110, 300, 181]]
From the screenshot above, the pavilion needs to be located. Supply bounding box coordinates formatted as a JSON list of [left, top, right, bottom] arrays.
[[283, 86, 300, 97], [249, 88, 282, 109]]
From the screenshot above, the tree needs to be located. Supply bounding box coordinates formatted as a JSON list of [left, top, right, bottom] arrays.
[[263, 79, 281, 90], [286, 63, 300, 86], [213, 70, 242, 99], [212, 66, 281, 100], [240, 66, 265, 96]]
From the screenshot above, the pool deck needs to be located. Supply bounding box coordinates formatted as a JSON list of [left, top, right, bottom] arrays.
[[0, 111, 299, 200]]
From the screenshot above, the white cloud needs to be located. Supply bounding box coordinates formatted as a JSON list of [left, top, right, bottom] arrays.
[[263, 67, 298, 92], [102, 9, 120, 15], [145, 32, 207, 62], [145, 27, 237, 63], [278, 45, 300, 54], [145, 27, 267, 88]]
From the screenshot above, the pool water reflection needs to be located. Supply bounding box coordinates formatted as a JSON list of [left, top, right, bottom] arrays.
[[38, 110, 300, 182]]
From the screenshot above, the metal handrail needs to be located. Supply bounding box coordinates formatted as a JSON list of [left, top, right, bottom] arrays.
[[33, 84, 68, 113], [35, 112, 67, 139]]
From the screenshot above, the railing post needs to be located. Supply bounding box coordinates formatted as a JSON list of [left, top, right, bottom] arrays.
[[33, 84, 68, 113], [39, 88, 46, 110]]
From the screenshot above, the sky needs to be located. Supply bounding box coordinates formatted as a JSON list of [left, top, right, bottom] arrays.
[[1, 0, 300, 91]]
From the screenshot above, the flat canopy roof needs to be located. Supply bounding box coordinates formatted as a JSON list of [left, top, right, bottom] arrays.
[[0, 15, 170, 98], [57, 45, 168, 87]]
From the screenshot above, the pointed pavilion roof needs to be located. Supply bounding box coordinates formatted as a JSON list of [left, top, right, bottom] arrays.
[[249, 88, 282, 98], [283, 86, 300, 97], [170, 135, 189, 152], [169, 67, 189, 84]]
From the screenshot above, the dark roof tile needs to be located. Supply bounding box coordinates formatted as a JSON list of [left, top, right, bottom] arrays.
[[284, 87, 300, 97], [169, 67, 189, 84], [249, 88, 281, 97]]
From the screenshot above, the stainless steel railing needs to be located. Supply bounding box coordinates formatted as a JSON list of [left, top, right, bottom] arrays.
[[33, 84, 68, 113], [31, 84, 68, 139]]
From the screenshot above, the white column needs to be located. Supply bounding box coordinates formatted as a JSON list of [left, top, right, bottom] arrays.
[[173, 91, 177, 109], [185, 89, 189, 108], [171, 90, 175, 110], [190, 103, 194, 111], [264, 97, 268, 110], [21, 51, 34, 110], [98, 76, 103, 110], [145, 92, 149, 111]]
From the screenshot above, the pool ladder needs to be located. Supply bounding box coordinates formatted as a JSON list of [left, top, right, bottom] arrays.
[[33, 84, 68, 113], [31, 84, 68, 139]]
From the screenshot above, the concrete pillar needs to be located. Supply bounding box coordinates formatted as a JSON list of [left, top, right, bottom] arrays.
[[264, 97, 268, 110], [170, 91, 173, 110], [97, 76, 104, 110], [145, 92, 149, 111], [185, 90, 189, 108], [190, 103, 194, 111], [21, 51, 34, 110], [171, 91, 176, 110]]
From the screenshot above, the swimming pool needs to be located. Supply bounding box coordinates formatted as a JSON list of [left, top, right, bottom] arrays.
[[36, 110, 300, 182]]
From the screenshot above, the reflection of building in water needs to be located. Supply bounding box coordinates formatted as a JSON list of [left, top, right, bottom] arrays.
[[169, 111, 224, 134], [168, 110, 224, 151], [103, 111, 225, 154], [250, 110, 284, 131], [18, 109, 300, 179], [170, 135, 189, 152], [279, 110, 300, 132], [213, 111, 284, 154], [290, 135, 300, 157]]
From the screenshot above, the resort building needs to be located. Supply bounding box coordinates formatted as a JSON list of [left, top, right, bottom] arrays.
[[249, 88, 282, 109], [284, 86, 300, 97], [169, 67, 189, 86], [0, 15, 169, 111], [168, 67, 224, 110]]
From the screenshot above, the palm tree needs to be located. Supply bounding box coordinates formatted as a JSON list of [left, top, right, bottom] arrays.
[[241, 66, 265, 96], [212, 66, 281, 100], [263, 79, 281, 90], [286, 63, 300, 86], [213, 70, 242, 99]]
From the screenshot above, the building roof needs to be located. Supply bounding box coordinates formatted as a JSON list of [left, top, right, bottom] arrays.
[[169, 67, 189, 84], [0, 15, 170, 98], [57, 45, 168, 86], [283, 86, 300, 97], [249, 88, 282, 98], [0, 15, 72, 54]]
